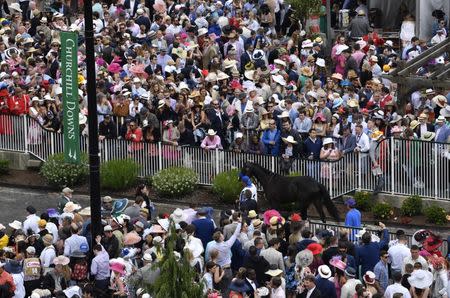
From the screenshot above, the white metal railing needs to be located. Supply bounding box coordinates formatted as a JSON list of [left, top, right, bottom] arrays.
[[1, 115, 449, 200], [308, 220, 448, 255]]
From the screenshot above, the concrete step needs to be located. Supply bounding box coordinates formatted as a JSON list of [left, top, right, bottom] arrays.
[[27, 159, 42, 169]]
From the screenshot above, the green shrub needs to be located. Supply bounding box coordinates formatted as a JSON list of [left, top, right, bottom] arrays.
[[101, 159, 140, 191], [401, 195, 423, 217], [0, 159, 9, 175], [212, 169, 242, 204], [151, 167, 198, 198], [372, 202, 393, 220], [353, 191, 372, 211], [40, 153, 88, 188], [424, 205, 447, 225]]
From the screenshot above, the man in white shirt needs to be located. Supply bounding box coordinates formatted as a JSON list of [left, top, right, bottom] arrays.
[[64, 223, 89, 257], [354, 124, 370, 153], [298, 274, 321, 298], [388, 235, 411, 275], [384, 271, 411, 298], [23, 206, 40, 235], [402, 245, 428, 274]]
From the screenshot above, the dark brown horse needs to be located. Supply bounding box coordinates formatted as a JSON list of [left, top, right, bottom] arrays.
[[241, 162, 340, 223]]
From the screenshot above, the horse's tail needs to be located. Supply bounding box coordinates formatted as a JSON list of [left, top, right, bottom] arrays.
[[319, 183, 340, 223]]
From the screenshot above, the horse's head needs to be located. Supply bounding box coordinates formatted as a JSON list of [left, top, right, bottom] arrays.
[[240, 162, 254, 179]]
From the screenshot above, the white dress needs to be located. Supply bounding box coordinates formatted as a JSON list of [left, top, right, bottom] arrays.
[[400, 21, 415, 46], [12, 273, 25, 298]]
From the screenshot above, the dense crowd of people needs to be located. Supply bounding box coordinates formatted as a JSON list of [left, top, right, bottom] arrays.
[[0, 186, 448, 298], [0, 0, 449, 297], [0, 0, 449, 171]]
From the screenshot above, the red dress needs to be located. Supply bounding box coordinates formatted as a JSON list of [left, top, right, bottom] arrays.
[[0, 92, 13, 135]]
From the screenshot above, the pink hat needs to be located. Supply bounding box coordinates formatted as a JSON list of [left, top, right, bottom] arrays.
[[263, 210, 282, 225], [110, 262, 125, 275], [107, 63, 122, 74], [226, 104, 236, 117], [124, 232, 142, 245], [330, 256, 347, 271]]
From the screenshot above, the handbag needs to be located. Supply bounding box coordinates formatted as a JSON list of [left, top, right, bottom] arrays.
[[371, 165, 382, 176]]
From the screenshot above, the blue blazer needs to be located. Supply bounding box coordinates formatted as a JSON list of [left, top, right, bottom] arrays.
[[261, 129, 281, 156], [315, 276, 337, 298], [435, 124, 450, 143], [192, 218, 215, 248]]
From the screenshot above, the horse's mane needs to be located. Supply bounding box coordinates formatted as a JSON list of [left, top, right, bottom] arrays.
[[247, 162, 280, 177]]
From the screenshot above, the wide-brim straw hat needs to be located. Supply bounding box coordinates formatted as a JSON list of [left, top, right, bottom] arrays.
[[407, 269, 433, 289], [124, 231, 142, 246]]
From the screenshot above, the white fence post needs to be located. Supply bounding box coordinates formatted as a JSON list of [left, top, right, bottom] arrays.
[[390, 138, 395, 194], [50, 133, 55, 155], [104, 139, 109, 162], [158, 142, 162, 171], [215, 148, 220, 175], [357, 154, 362, 190], [434, 142, 438, 199], [22, 116, 28, 153], [329, 162, 333, 197], [271, 156, 275, 172]]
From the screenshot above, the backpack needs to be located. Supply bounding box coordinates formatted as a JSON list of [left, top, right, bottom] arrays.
[[71, 259, 88, 281], [23, 257, 41, 281]]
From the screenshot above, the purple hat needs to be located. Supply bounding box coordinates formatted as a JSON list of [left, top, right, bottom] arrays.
[[345, 198, 356, 207], [47, 208, 59, 218]]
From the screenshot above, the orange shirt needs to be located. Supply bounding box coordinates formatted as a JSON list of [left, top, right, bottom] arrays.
[[0, 270, 16, 293]]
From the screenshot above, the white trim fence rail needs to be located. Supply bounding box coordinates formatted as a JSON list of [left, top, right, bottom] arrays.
[[1, 115, 449, 201]]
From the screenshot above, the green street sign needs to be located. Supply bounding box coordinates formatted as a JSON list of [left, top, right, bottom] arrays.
[[61, 31, 80, 164]]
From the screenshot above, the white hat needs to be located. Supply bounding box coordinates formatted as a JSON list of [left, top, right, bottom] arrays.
[[206, 129, 216, 136], [384, 40, 394, 47], [277, 111, 290, 119], [370, 55, 379, 62], [274, 59, 286, 67], [62, 187, 74, 194], [322, 137, 335, 146], [301, 39, 313, 48], [272, 74, 286, 86], [31, 97, 40, 103], [26, 246, 36, 254], [407, 269, 433, 289], [245, 103, 255, 113], [9, 3, 22, 12], [104, 225, 113, 232], [282, 136, 298, 144], [133, 77, 141, 83], [136, 8, 144, 15], [44, 94, 54, 101], [9, 220, 22, 230], [318, 265, 332, 278], [198, 28, 208, 36], [63, 202, 82, 213], [171, 208, 186, 224], [316, 58, 326, 68], [436, 115, 446, 122], [336, 44, 349, 55], [235, 132, 243, 139]]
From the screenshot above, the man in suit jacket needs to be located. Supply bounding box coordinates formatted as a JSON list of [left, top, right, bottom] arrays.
[[297, 274, 321, 298], [124, 0, 140, 17], [206, 100, 229, 148], [259, 238, 285, 272], [223, 212, 240, 240], [435, 116, 450, 143], [342, 126, 357, 154], [315, 265, 337, 298], [0, 0, 9, 18], [192, 208, 215, 249], [416, 113, 435, 139]]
